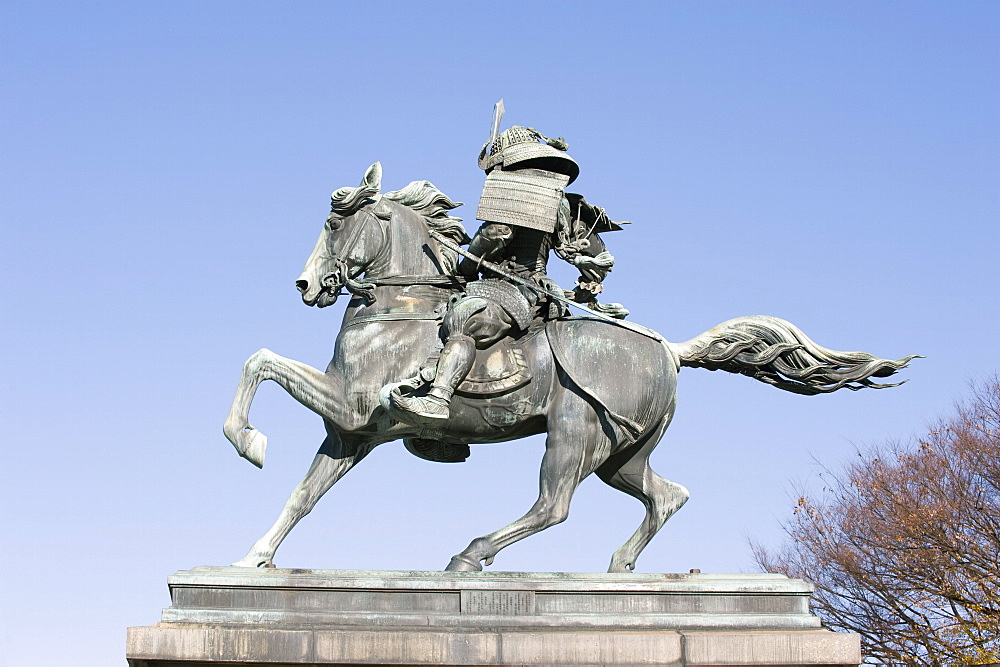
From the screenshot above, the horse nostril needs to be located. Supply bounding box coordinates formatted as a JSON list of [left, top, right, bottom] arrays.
[[295, 279, 309, 293]]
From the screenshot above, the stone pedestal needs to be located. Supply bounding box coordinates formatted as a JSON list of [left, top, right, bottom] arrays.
[[127, 567, 860, 666]]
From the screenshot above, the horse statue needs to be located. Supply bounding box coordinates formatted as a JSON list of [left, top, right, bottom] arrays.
[[223, 162, 917, 573]]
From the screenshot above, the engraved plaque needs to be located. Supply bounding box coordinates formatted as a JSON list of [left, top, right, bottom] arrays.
[[460, 589, 536, 615]]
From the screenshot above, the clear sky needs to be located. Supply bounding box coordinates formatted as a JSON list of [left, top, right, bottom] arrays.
[[2, 1, 998, 664]]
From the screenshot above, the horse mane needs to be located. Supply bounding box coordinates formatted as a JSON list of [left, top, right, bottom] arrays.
[[330, 182, 379, 216], [383, 180, 470, 275]]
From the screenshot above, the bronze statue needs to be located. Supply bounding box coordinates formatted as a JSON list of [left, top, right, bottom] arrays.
[[223, 106, 918, 572]]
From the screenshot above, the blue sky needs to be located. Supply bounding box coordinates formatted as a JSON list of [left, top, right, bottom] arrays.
[[2, 2, 998, 664]]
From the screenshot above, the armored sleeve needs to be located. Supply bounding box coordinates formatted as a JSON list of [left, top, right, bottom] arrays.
[[459, 222, 513, 280]]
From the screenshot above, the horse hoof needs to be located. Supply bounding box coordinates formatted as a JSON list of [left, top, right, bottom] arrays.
[[231, 556, 273, 568], [445, 554, 483, 572], [607, 558, 635, 573], [241, 428, 268, 469]]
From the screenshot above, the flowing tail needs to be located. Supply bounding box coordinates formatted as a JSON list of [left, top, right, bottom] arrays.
[[671, 315, 920, 395]]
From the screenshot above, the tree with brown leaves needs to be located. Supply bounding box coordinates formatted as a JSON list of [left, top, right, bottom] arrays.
[[756, 380, 1000, 665]]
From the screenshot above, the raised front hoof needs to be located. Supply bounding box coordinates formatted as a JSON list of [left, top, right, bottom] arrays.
[[224, 422, 269, 468], [239, 428, 268, 468], [445, 554, 483, 572]]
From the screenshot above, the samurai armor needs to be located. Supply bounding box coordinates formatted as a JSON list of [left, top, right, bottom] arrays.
[[476, 168, 570, 233]]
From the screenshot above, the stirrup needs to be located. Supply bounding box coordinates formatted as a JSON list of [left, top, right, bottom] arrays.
[[394, 393, 449, 420]]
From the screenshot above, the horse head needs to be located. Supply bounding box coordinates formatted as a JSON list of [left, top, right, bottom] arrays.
[[296, 163, 469, 308], [296, 163, 387, 307]]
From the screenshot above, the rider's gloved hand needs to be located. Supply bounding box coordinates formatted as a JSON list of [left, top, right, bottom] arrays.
[[458, 257, 480, 282], [536, 276, 569, 318]]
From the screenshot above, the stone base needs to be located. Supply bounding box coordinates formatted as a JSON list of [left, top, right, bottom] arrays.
[[127, 567, 860, 666]]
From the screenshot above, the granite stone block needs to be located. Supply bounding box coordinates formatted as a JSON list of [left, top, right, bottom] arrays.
[[127, 568, 860, 666]]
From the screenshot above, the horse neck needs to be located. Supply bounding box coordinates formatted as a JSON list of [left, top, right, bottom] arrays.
[[366, 204, 446, 280]]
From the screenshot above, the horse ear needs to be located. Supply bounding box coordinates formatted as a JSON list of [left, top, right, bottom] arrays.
[[372, 197, 392, 220], [362, 162, 382, 192]]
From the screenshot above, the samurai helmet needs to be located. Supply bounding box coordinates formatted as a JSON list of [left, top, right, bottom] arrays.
[[478, 125, 579, 185]]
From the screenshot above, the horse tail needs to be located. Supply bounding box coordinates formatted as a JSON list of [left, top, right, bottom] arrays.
[[670, 315, 920, 395]]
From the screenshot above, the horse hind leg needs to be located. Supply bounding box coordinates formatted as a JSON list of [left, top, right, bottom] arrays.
[[596, 419, 689, 573]]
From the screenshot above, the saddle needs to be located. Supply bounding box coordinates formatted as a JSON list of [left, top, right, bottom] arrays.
[[426, 338, 532, 396], [392, 334, 533, 465], [392, 319, 660, 465]]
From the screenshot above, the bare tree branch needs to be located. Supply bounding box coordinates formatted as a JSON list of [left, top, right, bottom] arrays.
[[756, 378, 1000, 664]]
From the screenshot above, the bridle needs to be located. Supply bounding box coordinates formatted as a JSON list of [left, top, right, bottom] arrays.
[[321, 207, 389, 305], [320, 201, 465, 309]]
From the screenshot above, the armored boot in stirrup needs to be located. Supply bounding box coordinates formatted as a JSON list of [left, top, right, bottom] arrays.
[[390, 335, 476, 422]]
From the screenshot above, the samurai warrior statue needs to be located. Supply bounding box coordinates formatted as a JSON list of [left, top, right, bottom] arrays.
[[391, 116, 630, 424]]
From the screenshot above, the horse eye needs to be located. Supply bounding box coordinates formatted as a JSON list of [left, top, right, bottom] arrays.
[[326, 217, 342, 231]]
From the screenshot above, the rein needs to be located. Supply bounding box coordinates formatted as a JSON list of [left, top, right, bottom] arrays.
[[328, 204, 466, 303], [323, 209, 388, 304], [329, 203, 466, 330]]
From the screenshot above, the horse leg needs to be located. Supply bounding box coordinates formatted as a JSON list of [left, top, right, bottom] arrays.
[[223, 348, 346, 467], [596, 417, 689, 573], [445, 395, 606, 571], [231, 433, 373, 567]]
